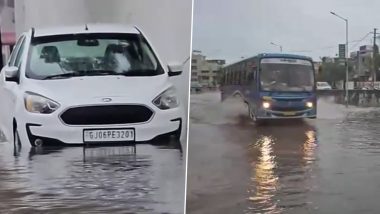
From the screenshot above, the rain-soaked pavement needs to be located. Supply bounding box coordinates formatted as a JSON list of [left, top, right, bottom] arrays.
[[187, 91, 380, 214], [0, 136, 185, 213]]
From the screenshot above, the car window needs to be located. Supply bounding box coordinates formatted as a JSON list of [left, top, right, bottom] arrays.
[[8, 36, 25, 66], [26, 33, 163, 80]]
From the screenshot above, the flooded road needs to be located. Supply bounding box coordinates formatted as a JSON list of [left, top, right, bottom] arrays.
[[0, 138, 185, 213], [187, 92, 380, 214]]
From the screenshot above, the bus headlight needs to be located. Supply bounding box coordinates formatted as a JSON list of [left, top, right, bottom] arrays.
[[306, 102, 313, 108], [262, 101, 271, 109]]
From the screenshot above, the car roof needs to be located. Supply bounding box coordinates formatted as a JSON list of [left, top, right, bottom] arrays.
[[259, 53, 312, 60], [32, 23, 140, 37], [222, 53, 313, 69], [317, 82, 330, 85]]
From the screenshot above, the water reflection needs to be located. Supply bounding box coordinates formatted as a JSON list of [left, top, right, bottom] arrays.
[[0, 141, 184, 213], [247, 121, 318, 213], [248, 136, 280, 213], [303, 130, 318, 166]]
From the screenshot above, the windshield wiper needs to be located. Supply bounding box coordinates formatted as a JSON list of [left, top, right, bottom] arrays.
[[121, 69, 160, 76], [84, 70, 120, 76], [85, 69, 160, 77], [43, 70, 124, 79], [43, 69, 160, 79], [43, 72, 79, 80]]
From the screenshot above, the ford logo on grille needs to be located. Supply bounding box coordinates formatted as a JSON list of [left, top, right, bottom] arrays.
[[102, 98, 112, 102]]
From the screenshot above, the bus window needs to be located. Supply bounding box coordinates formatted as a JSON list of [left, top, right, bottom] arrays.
[[235, 70, 238, 85], [228, 71, 232, 85], [260, 58, 314, 91], [242, 70, 247, 85], [242, 63, 247, 84], [230, 70, 233, 85], [232, 70, 237, 85]]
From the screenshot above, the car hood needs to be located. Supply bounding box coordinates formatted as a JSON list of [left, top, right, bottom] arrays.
[[22, 75, 171, 105]]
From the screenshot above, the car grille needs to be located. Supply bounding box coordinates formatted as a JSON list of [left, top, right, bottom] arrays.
[[271, 105, 307, 112], [60, 105, 154, 125], [272, 112, 305, 117]]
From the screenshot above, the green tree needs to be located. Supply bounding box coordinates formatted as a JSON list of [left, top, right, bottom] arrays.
[[318, 58, 354, 87], [319, 62, 345, 82]]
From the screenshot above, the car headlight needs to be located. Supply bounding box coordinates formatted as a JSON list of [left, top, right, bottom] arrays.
[[306, 101, 313, 108], [24, 92, 60, 114], [153, 87, 179, 110]]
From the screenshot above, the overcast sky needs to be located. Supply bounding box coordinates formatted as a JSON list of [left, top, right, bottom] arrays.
[[193, 0, 380, 63]]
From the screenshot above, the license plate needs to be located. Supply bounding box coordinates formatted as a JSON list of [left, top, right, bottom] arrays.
[[83, 129, 135, 143], [283, 112, 296, 116]]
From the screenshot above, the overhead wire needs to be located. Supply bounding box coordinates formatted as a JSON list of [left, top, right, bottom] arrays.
[[287, 32, 373, 54]]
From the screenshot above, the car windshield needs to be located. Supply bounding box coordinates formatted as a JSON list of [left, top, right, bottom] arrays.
[[260, 58, 314, 92], [26, 33, 163, 80]]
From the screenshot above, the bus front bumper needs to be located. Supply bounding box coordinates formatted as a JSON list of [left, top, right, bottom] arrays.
[[256, 108, 317, 119]]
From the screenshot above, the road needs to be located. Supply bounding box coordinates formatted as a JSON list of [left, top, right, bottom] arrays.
[[0, 137, 185, 213], [187, 92, 380, 214]]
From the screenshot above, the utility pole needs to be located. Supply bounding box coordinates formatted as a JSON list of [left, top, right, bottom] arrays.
[[345, 19, 348, 107], [330, 11, 349, 107], [373, 28, 378, 88]]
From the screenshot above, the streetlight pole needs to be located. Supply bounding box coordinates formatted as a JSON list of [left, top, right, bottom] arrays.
[[270, 42, 282, 52], [331, 11, 349, 107]]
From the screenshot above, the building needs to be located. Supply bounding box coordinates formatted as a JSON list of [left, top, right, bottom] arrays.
[[191, 50, 205, 83], [191, 50, 225, 88], [0, 0, 15, 64], [350, 45, 373, 80]]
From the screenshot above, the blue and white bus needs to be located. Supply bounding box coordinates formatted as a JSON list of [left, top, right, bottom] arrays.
[[221, 53, 316, 124]]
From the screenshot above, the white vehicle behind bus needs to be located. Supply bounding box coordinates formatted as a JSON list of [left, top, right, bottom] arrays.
[[317, 82, 332, 90]]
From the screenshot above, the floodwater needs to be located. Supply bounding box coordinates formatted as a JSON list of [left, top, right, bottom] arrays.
[[187, 92, 380, 214], [0, 137, 185, 214]]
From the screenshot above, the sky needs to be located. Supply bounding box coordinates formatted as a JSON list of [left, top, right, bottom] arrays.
[[192, 0, 380, 63]]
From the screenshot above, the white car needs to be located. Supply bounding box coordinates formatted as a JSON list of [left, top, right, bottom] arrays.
[[317, 82, 332, 90], [0, 24, 184, 148]]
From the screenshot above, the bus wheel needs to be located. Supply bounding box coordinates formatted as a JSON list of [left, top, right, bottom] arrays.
[[253, 116, 264, 126], [248, 105, 254, 119], [249, 108, 265, 126], [248, 106, 259, 123]]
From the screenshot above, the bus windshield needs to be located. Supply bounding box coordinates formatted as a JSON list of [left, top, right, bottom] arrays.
[[260, 58, 314, 92]]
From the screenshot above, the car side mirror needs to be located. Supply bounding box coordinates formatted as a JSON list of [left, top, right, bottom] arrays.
[[168, 63, 183, 77], [5, 66, 19, 82]]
